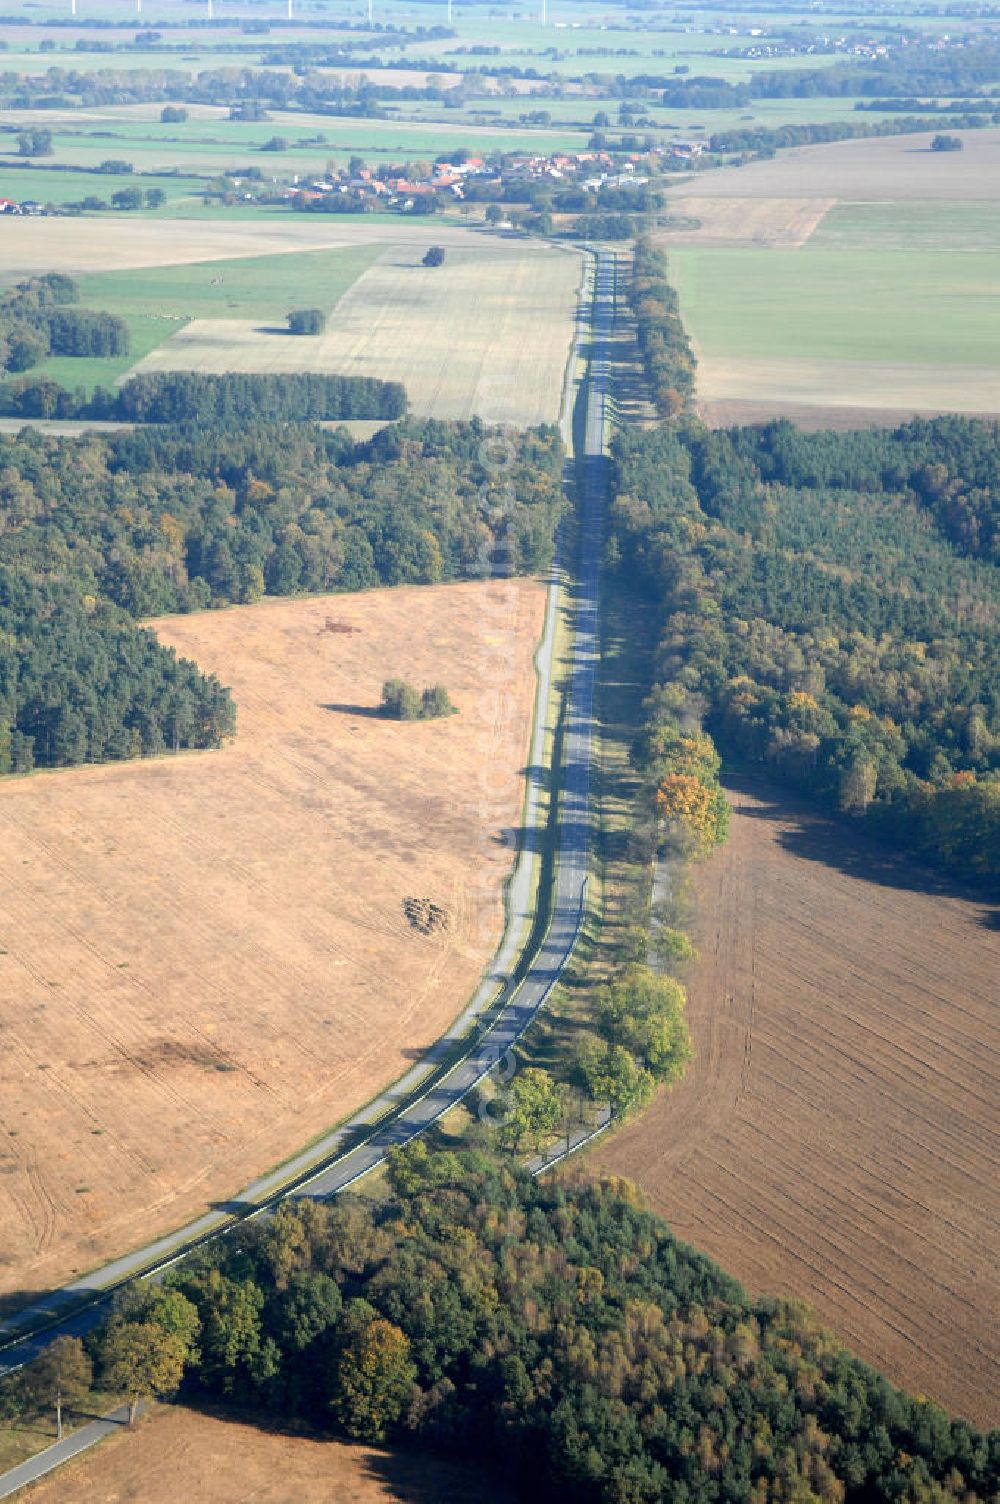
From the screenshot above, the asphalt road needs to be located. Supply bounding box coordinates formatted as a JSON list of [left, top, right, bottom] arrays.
[[0, 1404, 138, 1500], [0, 247, 615, 1385]]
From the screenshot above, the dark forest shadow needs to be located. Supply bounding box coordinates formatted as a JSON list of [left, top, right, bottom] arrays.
[[724, 769, 999, 927], [361, 1445, 522, 1502]]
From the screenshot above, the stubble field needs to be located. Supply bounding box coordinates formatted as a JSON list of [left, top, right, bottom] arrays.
[[21, 1405, 516, 1504], [658, 197, 836, 249], [130, 239, 582, 425], [593, 776, 999, 1429], [671, 127, 1000, 201], [0, 579, 544, 1305], [0, 217, 505, 281]]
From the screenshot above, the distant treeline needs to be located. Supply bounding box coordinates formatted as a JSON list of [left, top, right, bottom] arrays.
[[0, 417, 563, 775], [708, 112, 993, 157], [0, 370, 407, 424], [627, 237, 696, 420], [50, 1146, 1000, 1503], [646, 40, 1000, 106]]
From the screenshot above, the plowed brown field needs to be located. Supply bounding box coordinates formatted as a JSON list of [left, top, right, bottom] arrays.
[[0, 580, 543, 1306], [593, 775, 1000, 1428]]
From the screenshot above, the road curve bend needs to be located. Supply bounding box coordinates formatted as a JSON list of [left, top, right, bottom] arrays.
[[0, 247, 616, 1378]]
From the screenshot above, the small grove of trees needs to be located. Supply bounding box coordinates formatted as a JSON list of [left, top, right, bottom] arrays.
[[633, 685, 730, 859], [160, 105, 188, 122], [381, 679, 457, 721], [16, 128, 52, 156], [0, 274, 128, 376], [932, 132, 964, 150], [573, 964, 692, 1115], [287, 308, 326, 336], [422, 245, 446, 267]]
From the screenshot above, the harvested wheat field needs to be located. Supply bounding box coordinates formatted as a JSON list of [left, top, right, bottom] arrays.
[[129, 240, 581, 426], [692, 354, 1000, 418], [0, 579, 544, 1304], [696, 398, 1000, 431], [593, 774, 1000, 1428], [22, 1405, 518, 1504], [657, 197, 834, 248], [0, 217, 523, 282]]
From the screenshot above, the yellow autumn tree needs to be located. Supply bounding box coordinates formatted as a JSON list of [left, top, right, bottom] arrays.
[[654, 772, 728, 856]]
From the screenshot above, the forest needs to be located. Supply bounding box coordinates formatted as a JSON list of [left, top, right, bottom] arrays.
[[9, 1146, 997, 1503], [0, 417, 564, 775], [607, 418, 1000, 884]]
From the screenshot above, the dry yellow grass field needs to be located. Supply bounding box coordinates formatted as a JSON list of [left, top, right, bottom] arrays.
[[657, 197, 834, 248], [593, 776, 1000, 1428], [128, 241, 581, 425], [22, 1405, 518, 1504], [0, 579, 544, 1304]]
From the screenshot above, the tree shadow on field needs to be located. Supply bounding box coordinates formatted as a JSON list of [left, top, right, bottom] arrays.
[[726, 769, 1000, 930], [253, 324, 296, 337], [320, 701, 385, 718], [172, 1402, 521, 1503]]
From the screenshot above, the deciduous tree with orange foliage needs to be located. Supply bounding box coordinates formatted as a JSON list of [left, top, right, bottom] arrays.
[[654, 770, 729, 857]]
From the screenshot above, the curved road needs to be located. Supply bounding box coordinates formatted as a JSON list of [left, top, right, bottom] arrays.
[[0, 246, 615, 1379]]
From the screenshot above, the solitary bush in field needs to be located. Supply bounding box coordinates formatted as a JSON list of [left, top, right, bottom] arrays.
[[381, 679, 423, 721], [382, 680, 457, 721], [421, 684, 457, 719], [422, 246, 446, 267], [287, 308, 326, 336], [931, 133, 963, 151]]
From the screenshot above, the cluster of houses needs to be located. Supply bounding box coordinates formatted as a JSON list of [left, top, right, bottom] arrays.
[[0, 197, 44, 216], [285, 143, 696, 210]]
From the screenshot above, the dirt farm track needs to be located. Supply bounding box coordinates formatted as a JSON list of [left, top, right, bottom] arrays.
[[0, 580, 544, 1306], [594, 775, 1000, 1429]]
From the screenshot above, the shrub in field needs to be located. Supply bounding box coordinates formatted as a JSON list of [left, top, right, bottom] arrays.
[[381, 680, 457, 720], [287, 308, 326, 335]]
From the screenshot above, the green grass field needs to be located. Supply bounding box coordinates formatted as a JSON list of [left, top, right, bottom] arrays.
[[0, 162, 202, 208], [809, 199, 1000, 253], [33, 242, 381, 390], [671, 245, 1000, 366]]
